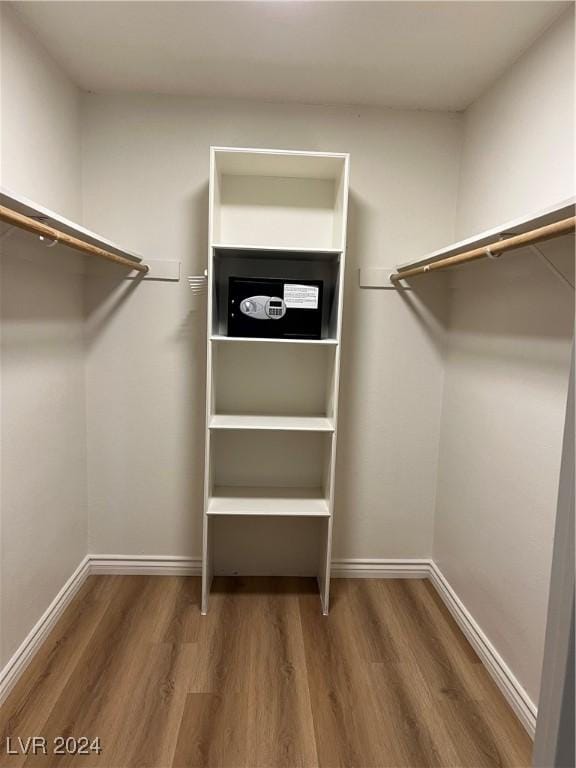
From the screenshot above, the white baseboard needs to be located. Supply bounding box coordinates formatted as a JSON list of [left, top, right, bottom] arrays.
[[89, 556, 429, 579], [89, 554, 202, 576], [428, 561, 537, 737], [331, 557, 432, 578], [0, 553, 537, 739], [0, 555, 91, 706]]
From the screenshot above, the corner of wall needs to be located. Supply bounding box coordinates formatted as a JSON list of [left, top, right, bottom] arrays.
[[0, 1, 89, 667], [430, 3, 575, 706], [455, 5, 575, 238]]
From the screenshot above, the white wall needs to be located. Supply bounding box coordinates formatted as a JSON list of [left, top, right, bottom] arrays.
[[456, 6, 575, 238], [0, 4, 81, 218], [434, 7, 575, 707], [81, 95, 461, 567], [0, 4, 85, 667]]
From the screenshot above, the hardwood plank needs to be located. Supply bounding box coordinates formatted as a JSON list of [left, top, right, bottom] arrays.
[[157, 577, 201, 645], [299, 580, 397, 767], [172, 693, 248, 768], [376, 580, 532, 766], [436, 698, 518, 768], [103, 642, 196, 768], [345, 579, 403, 664], [179, 578, 318, 768], [383, 580, 488, 703], [474, 678, 534, 766], [367, 661, 461, 767], [345, 581, 473, 766], [0, 576, 532, 768], [188, 577, 254, 695], [245, 578, 318, 768], [19, 577, 182, 767], [0, 577, 116, 768]]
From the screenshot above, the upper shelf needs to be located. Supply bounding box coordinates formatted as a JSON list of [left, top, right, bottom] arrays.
[[212, 243, 343, 259], [212, 146, 348, 179], [395, 197, 575, 273], [0, 187, 147, 272]]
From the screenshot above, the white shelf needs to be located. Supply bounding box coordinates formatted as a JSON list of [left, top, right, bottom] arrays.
[[211, 146, 349, 178], [212, 243, 342, 258], [209, 415, 335, 432], [0, 187, 143, 264], [210, 334, 338, 345], [395, 196, 575, 272], [207, 486, 330, 517]]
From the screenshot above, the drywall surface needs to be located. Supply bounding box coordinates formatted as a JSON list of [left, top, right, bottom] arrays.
[[434, 7, 575, 707], [0, 4, 81, 218], [0, 5, 85, 667], [81, 95, 461, 567], [456, 7, 574, 237], [434, 242, 573, 705]]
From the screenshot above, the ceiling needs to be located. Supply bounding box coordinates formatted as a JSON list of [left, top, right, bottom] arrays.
[[13, 1, 570, 111]]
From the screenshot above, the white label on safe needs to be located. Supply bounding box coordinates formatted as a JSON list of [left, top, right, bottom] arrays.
[[284, 284, 319, 309]]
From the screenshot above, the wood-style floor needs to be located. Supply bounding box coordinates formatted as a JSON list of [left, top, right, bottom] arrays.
[[0, 576, 531, 768]]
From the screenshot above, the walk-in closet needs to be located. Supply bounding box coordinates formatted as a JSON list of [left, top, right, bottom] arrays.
[[0, 2, 574, 767]]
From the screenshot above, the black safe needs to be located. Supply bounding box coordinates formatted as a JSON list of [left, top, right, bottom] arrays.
[[227, 277, 323, 339]]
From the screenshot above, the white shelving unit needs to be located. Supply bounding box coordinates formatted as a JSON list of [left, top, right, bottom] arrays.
[[202, 147, 349, 614]]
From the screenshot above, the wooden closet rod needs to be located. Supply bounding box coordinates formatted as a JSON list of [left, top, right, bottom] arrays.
[[0, 205, 149, 274], [391, 216, 575, 282]]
